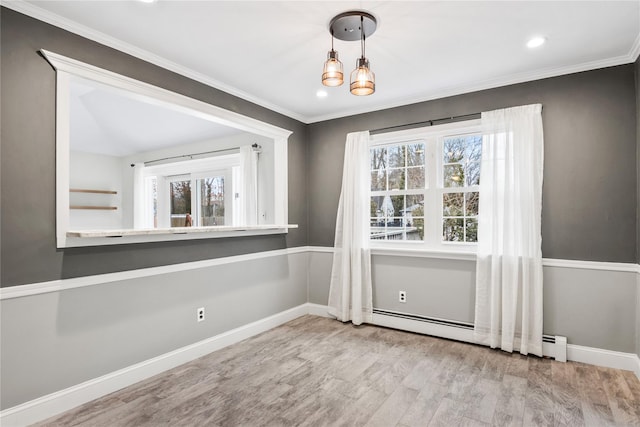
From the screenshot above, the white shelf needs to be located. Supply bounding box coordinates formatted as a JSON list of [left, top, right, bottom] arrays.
[[66, 224, 298, 238]]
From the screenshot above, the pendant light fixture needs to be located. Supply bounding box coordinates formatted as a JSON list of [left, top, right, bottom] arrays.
[[350, 15, 375, 96], [322, 11, 377, 96], [321, 31, 344, 87]]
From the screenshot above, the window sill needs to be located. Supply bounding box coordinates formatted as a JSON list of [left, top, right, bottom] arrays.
[[63, 225, 298, 247], [369, 244, 477, 261]]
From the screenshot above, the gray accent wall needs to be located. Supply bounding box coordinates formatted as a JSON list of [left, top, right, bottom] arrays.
[[0, 8, 308, 287], [308, 65, 637, 263]]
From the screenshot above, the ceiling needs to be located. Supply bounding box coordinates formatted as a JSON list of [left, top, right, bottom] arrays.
[[70, 77, 244, 157], [6, 1, 640, 123]]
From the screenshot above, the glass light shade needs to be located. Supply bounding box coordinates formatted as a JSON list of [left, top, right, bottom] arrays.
[[350, 57, 375, 96], [322, 50, 344, 87]]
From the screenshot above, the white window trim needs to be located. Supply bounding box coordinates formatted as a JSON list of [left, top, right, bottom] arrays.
[[369, 119, 482, 254]]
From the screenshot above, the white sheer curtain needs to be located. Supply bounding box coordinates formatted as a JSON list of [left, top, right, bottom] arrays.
[[474, 104, 544, 356], [327, 131, 373, 325], [132, 162, 145, 229], [240, 145, 258, 226]]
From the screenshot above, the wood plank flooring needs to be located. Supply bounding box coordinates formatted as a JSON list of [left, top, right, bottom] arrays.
[[34, 315, 640, 426]]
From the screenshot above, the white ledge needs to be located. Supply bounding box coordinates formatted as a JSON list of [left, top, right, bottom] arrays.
[[63, 225, 298, 247], [67, 224, 298, 238]]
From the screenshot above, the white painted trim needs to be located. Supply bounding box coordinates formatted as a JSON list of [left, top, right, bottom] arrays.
[[372, 310, 639, 375], [308, 246, 640, 273], [371, 247, 477, 261], [0, 246, 310, 300], [307, 246, 334, 253], [39, 50, 292, 248], [40, 52, 293, 140], [0, 303, 313, 427], [567, 345, 640, 379], [4, 247, 636, 300], [629, 31, 640, 62], [369, 310, 564, 361], [3, 1, 638, 124], [307, 303, 333, 318], [63, 225, 297, 248], [371, 312, 475, 344], [0, 0, 305, 123], [542, 258, 640, 273]]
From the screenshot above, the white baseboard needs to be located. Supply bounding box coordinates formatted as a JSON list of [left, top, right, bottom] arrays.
[[367, 306, 635, 376], [371, 311, 476, 344], [567, 344, 640, 380], [0, 303, 312, 427], [370, 310, 566, 361], [307, 303, 333, 318]]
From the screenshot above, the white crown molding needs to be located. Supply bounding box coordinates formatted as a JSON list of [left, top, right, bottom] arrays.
[[0, 0, 306, 123], [2, 0, 638, 125], [306, 54, 636, 123]]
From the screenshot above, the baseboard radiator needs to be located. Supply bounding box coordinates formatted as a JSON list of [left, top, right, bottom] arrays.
[[371, 308, 567, 362]]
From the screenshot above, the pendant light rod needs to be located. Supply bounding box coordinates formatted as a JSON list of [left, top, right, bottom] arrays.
[[360, 16, 366, 58], [331, 29, 335, 51]]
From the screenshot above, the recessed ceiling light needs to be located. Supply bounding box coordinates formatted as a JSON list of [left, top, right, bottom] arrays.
[[139, 0, 157, 3], [527, 36, 546, 49], [316, 89, 328, 98]]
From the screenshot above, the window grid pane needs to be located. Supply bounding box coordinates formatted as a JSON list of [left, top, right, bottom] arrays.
[[199, 176, 225, 226], [441, 134, 482, 243], [370, 141, 425, 241], [169, 180, 191, 227]]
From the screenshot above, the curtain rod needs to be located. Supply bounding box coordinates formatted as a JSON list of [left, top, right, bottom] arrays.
[[369, 112, 481, 135], [130, 147, 240, 167]]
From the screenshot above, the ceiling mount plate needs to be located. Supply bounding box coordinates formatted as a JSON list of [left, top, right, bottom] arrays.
[[329, 11, 377, 42]]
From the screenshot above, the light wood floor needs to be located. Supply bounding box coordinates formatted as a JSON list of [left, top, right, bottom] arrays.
[[35, 315, 640, 427]]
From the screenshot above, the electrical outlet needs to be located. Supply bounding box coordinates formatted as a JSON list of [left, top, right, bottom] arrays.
[[399, 291, 407, 303], [197, 307, 205, 322]]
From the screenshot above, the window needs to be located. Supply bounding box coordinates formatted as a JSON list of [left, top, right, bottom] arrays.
[[369, 120, 482, 251]]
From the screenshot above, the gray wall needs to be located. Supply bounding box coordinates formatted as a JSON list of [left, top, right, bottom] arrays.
[[0, 8, 308, 287], [636, 57, 640, 359], [307, 252, 638, 354], [308, 65, 637, 263], [636, 57, 640, 265], [1, 251, 309, 410]]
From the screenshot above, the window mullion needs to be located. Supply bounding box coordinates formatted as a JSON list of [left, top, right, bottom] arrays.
[[425, 137, 438, 248]]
